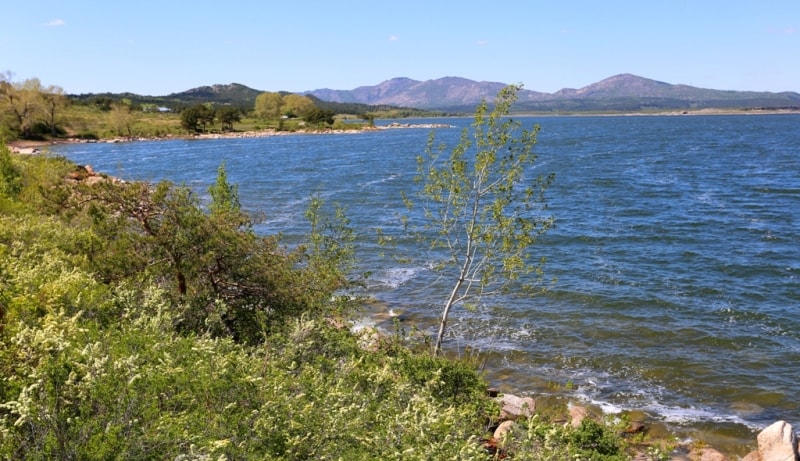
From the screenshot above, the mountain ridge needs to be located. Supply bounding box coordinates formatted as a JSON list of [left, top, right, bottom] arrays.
[[305, 74, 800, 112], [71, 74, 800, 113]]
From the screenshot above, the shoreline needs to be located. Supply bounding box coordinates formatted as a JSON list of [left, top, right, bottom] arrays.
[[5, 122, 456, 153], [7, 108, 799, 152], [360, 303, 766, 459]]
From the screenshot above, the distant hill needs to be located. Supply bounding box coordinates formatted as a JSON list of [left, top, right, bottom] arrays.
[[70, 83, 265, 111], [69, 83, 438, 116], [164, 83, 263, 108], [307, 74, 800, 113], [70, 74, 800, 114]]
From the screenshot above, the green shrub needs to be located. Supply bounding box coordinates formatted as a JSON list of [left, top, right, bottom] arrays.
[[74, 132, 99, 140], [0, 143, 22, 198]]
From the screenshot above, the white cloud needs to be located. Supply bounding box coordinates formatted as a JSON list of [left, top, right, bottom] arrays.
[[44, 19, 65, 27], [388, 35, 399, 41]]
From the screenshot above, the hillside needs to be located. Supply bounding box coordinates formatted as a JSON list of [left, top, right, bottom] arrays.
[[307, 74, 800, 113], [164, 82, 263, 108], [69, 74, 800, 114]]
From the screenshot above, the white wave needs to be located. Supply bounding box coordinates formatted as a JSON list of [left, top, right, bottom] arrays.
[[574, 385, 761, 431], [360, 173, 399, 189], [374, 267, 422, 288]]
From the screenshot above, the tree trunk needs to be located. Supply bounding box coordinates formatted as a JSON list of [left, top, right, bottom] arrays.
[[433, 278, 463, 355]]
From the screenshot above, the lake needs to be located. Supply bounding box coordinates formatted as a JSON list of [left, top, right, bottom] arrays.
[[50, 114, 800, 451]]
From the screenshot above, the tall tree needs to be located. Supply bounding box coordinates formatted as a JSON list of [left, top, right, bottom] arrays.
[[254, 92, 283, 119], [0, 77, 42, 138], [216, 107, 241, 131], [180, 104, 214, 133], [39, 85, 67, 136], [282, 94, 315, 118], [109, 101, 132, 136], [404, 85, 555, 355]]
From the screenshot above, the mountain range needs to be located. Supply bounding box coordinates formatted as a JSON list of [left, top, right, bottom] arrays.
[[304, 74, 800, 112], [73, 74, 800, 114]]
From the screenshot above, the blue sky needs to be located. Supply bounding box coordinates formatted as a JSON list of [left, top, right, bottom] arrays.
[[2, 1, 798, 95]]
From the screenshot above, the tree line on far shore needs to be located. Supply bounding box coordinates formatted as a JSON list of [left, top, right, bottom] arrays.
[[0, 72, 447, 142]]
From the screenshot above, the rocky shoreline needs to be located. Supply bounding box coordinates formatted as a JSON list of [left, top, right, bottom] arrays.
[[489, 390, 798, 461], [356, 303, 797, 460]]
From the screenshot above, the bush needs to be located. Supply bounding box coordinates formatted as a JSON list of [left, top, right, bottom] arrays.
[[73, 131, 99, 140]]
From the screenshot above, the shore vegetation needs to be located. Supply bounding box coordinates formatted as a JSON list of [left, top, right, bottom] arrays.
[[1, 74, 686, 459]]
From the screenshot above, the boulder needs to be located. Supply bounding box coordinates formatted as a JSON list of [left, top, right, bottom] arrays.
[[568, 404, 589, 428], [688, 447, 728, 461], [756, 420, 798, 461], [497, 393, 535, 420], [493, 420, 517, 446]]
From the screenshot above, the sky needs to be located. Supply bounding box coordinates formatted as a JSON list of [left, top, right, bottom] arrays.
[[2, 1, 798, 96]]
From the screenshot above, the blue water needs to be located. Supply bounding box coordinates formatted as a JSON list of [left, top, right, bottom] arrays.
[[51, 114, 800, 446]]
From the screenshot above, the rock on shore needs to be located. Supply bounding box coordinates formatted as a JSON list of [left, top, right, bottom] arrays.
[[742, 420, 798, 461]]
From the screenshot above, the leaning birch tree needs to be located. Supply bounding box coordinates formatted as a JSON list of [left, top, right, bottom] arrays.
[[405, 84, 555, 355]]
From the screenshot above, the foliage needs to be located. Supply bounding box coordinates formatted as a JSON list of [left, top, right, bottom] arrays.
[[403, 84, 555, 354], [37, 85, 67, 136], [254, 91, 285, 119], [215, 107, 241, 131], [304, 107, 336, 126], [281, 94, 315, 118], [109, 101, 133, 136], [180, 104, 215, 133], [254, 92, 319, 122], [207, 162, 241, 216], [0, 143, 22, 199], [496, 416, 629, 461], [0, 75, 41, 139]]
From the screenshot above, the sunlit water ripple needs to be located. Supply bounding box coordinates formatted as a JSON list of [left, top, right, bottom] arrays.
[[52, 114, 800, 449]]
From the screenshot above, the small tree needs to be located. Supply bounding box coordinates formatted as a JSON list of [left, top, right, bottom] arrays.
[[180, 104, 215, 133], [362, 113, 376, 128], [208, 162, 241, 216], [0, 76, 42, 138], [405, 84, 555, 355], [109, 101, 132, 137], [304, 108, 335, 126], [282, 94, 315, 118], [39, 84, 67, 136], [216, 107, 241, 132]]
